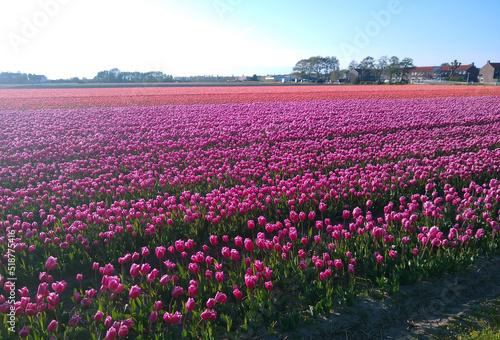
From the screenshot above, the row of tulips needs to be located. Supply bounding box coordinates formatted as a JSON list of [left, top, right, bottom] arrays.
[[1, 95, 500, 338], [0, 97, 499, 208], [0, 85, 499, 110], [2, 175, 499, 338]]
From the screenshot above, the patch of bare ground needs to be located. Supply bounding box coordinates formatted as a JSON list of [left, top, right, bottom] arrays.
[[261, 256, 500, 340]]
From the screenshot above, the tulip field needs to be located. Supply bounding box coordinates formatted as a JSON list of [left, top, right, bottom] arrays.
[[1, 85, 500, 339], [1, 84, 500, 110]]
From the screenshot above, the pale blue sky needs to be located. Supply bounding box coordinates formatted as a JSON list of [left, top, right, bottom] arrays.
[[1, 0, 498, 79]]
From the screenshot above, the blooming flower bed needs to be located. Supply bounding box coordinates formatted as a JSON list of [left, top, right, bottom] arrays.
[[1, 84, 499, 110], [1, 90, 500, 338]]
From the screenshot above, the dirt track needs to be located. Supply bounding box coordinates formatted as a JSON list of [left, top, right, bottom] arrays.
[[262, 256, 500, 340]]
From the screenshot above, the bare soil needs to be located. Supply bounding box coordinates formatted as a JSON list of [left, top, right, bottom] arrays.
[[261, 256, 500, 340]]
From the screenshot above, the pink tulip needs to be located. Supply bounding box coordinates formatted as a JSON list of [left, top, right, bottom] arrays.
[[25, 303, 37, 316], [175, 240, 185, 252], [68, 314, 82, 327], [206, 297, 216, 308], [247, 220, 255, 230], [233, 288, 243, 299], [171, 311, 182, 324], [254, 260, 264, 272], [117, 325, 129, 337], [334, 259, 343, 269], [105, 327, 117, 340], [94, 310, 104, 322], [230, 249, 240, 261], [245, 275, 257, 289], [47, 319, 58, 332], [154, 301, 162, 311], [159, 274, 170, 286], [45, 256, 58, 270], [129, 263, 140, 277], [201, 309, 213, 321], [221, 246, 230, 258], [234, 235, 243, 247], [244, 238, 254, 251], [18, 326, 30, 338], [149, 311, 158, 322], [163, 312, 173, 323], [102, 263, 114, 276], [52, 280, 67, 293], [155, 246, 166, 259], [258, 216, 266, 226], [129, 285, 141, 299], [140, 263, 150, 275], [104, 316, 113, 328], [188, 263, 199, 274], [171, 286, 184, 298], [315, 220, 323, 230], [215, 271, 224, 283], [185, 297, 195, 311], [215, 291, 227, 304], [86, 288, 97, 298], [475, 228, 485, 239]]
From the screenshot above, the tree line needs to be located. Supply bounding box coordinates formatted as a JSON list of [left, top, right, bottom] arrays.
[[94, 68, 173, 83], [0, 72, 47, 84], [291, 56, 340, 82], [292, 55, 416, 83], [348, 56, 415, 83]]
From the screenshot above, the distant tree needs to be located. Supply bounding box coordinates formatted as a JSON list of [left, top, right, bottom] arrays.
[[386, 56, 400, 83], [348, 60, 359, 70], [449, 60, 462, 77], [250, 74, 259, 81], [95, 70, 110, 82], [358, 56, 375, 70], [374, 55, 389, 84], [350, 76, 360, 84], [321, 56, 340, 80], [94, 69, 171, 83], [292, 56, 340, 81], [1, 72, 29, 84], [357, 56, 376, 81], [330, 69, 340, 82], [109, 68, 120, 82], [399, 57, 415, 83], [308, 56, 324, 80], [292, 59, 312, 79]]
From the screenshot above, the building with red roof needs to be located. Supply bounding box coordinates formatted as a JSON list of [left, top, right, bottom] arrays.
[[407, 66, 442, 83], [437, 64, 479, 82]]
